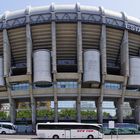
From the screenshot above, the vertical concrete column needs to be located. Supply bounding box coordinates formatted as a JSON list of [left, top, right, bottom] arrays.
[[120, 30, 129, 104], [100, 24, 106, 105], [121, 12, 129, 77], [76, 3, 82, 122], [99, 7, 107, 76], [26, 19, 34, 127], [25, 7, 36, 130], [120, 30, 129, 76], [3, 12, 15, 123], [120, 12, 129, 110], [96, 7, 107, 124], [77, 3, 83, 73], [77, 78, 81, 122], [30, 92, 36, 131], [51, 4, 58, 122], [25, 6, 33, 75], [96, 98, 103, 123], [9, 98, 16, 124], [25, 10, 32, 75], [115, 98, 123, 123], [51, 17, 57, 73], [6, 78, 16, 124], [100, 25, 107, 76], [76, 99, 81, 122], [53, 82, 58, 122], [134, 100, 140, 124], [3, 29, 11, 77], [3, 12, 11, 77], [120, 31, 128, 109], [28, 81, 36, 130]]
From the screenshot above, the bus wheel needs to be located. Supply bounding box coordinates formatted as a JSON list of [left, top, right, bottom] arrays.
[[1, 131, 6, 134], [53, 135, 59, 139], [88, 135, 94, 139]]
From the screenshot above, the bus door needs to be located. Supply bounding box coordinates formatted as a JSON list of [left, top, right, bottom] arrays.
[[65, 130, 71, 138]]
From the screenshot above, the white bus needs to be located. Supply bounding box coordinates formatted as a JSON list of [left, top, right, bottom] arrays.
[[36, 122, 103, 139], [0, 122, 16, 134]]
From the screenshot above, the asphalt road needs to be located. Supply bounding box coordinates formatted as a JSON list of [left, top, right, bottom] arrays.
[[0, 135, 140, 140]]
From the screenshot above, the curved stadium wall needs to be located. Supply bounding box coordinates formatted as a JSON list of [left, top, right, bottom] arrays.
[[0, 4, 139, 127]]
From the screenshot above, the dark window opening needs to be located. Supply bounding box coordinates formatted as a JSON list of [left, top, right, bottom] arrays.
[[57, 59, 77, 72], [11, 63, 27, 76], [107, 60, 121, 75]]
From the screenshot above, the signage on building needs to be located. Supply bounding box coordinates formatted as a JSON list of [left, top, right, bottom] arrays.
[[125, 23, 140, 33]]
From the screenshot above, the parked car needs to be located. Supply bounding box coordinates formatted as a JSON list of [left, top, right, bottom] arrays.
[[0, 122, 16, 134], [105, 128, 139, 135]]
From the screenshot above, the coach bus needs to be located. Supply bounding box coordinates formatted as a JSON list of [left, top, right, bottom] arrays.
[[36, 122, 103, 139]]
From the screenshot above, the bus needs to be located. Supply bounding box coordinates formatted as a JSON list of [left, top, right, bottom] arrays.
[[36, 122, 103, 139], [0, 122, 16, 134]]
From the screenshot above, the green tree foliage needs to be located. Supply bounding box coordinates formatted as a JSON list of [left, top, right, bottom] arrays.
[[103, 112, 110, 118], [15, 109, 112, 120], [37, 110, 54, 119], [16, 110, 32, 118], [0, 111, 7, 119], [81, 110, 97, 119], [59, 109, 76, 119]]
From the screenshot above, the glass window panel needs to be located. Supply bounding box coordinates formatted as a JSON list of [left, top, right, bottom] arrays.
[[57, 81, 78, 88], [11, 83, 29, 91], [58, 101, 76, 108], [103, 101, 115, 108], [105, 82, 121, 89]]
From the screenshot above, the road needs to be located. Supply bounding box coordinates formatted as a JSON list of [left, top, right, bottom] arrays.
[[0, 135, 140, 140]]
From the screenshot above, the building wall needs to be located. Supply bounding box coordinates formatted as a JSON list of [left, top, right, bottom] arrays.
[[0, 4, 140, 129]]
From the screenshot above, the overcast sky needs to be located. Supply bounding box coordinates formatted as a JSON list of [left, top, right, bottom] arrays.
[[0, 0, 140, 18]]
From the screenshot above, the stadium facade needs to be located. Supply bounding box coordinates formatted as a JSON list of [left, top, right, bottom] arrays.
[[0, 3, 140, 129]]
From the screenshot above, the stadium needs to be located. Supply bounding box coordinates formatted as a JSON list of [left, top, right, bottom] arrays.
[[0, 3, 140, 129]]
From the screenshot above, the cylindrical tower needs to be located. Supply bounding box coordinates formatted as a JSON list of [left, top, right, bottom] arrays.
[[83, 49, 100, 84], [128, 56, 140, 86], [33, 49, 52, 86], [0, 57, 4, 86]]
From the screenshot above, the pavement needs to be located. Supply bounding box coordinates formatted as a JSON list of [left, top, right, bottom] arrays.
[[0, 135, 140, 140]]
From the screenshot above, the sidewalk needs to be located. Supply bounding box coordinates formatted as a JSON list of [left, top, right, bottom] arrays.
[[104, 135, 140, 140]]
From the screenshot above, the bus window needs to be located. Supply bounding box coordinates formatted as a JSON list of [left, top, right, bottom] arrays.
[[38, 124, 58, 130]]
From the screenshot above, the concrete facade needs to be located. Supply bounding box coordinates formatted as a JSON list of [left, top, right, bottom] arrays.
[[0, 4, 140, 129]]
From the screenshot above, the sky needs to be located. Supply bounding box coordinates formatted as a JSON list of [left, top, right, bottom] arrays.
[[0, 0, 140, 18]]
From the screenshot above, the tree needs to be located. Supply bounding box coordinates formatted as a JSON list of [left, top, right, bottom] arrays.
[[59, 109, 76, 119], [16, 110, 32, 118], [0, 111, 7, 119], [37, 110, 54, 119], [81, 110, 97, 119], [103, 112, 110, 118]]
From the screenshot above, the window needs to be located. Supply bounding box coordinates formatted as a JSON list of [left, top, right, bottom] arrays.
[[57, 81, 78, 88], [57, 60, 76, 65], [33, 83, 52, 89], [105, 83, 121, 89], [11, 83, 29, 91], [2, 125, 13, 130]]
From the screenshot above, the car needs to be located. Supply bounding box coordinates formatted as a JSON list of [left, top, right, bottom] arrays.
[[110, 128, 139, 135], [0, 122, 16, 134]]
